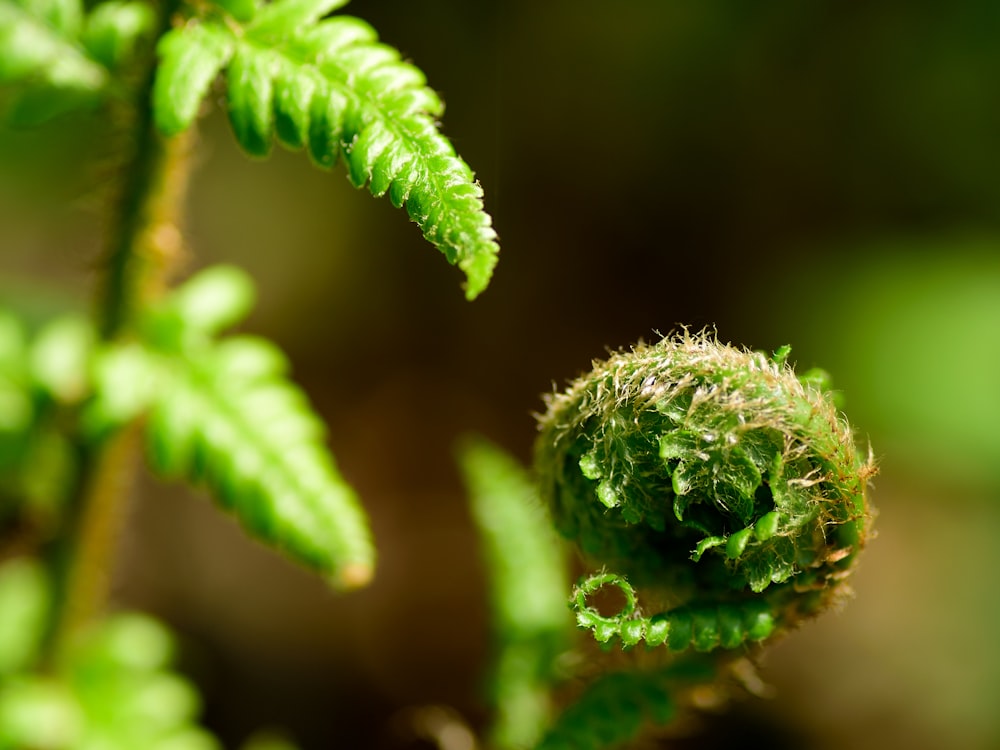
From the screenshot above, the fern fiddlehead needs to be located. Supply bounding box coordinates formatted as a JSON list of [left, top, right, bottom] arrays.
[[535, 332, 875, 653]]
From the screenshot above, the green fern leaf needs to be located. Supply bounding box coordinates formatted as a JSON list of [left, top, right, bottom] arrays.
[[242, 8, 499, 298], [211, 0, 258, 24], [0, 609, 223, 748], [245, 0, 347, 41], [145, 335, 375, 589], [0, 558, 50, 677], [536, 669, 678, 750], [80, 0, 155, 70], [457, 436, 571, 750], [142, 263, 256, 347], [151, 0, 499, 299], [152, 21, 235, 137], [226, 44, 275, 157], [0, 0, 106, 90], [69, 266, 377, 589], [15, 0, 80, 34], [0, 0, 153, 123]]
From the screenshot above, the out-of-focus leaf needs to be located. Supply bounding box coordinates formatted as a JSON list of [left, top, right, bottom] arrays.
[[0, 558, 50, 677], [81, 0, 155, 70], [30, 314, 94, 404]]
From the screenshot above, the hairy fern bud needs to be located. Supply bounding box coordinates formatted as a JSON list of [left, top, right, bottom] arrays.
[[535, 333, 874, 651]]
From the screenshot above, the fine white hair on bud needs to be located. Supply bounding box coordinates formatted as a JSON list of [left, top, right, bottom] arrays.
[[535, 331, 875, 650]]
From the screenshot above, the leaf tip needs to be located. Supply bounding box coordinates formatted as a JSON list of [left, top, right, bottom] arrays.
[[460, 240, 499, 300], [331, 562, 374, 591]]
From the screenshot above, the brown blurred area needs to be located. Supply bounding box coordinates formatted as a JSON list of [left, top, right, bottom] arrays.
[[3, 1, 1000, 747]]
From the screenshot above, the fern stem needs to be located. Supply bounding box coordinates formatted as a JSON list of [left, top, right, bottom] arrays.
[[99, 65, 192, 338], [45, 430, 141, 659], [45, 0, 189, 660]]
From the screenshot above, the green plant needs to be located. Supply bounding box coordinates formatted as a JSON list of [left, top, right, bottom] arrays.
[[538, 335, 871, 645], [0, 0, 875, 747], [460, 334, 874, 749], [2, 0, 497, 745]]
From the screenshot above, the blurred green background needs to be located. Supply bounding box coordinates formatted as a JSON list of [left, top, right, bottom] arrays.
[[3, 1, 1000, 748]]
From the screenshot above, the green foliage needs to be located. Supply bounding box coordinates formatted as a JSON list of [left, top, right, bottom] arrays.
[[2, 265, 374, 589], [535, 332, 874, 650], [0, 559, 49, 677], [151, 21, 234, 135], [0, 0, 152, 123], [0, 0, 882, 746], [116, 265, 374, 588], [0, 0, 505, 737], [81, 0, 155, 71], [153, 0, 498, 299], [457, 436, 572, 750], [570, 573, 773, 651], [0, 309, 88, 529], [0, 577, 220, 750], [535, 664, 696, 750], [143, 333, 375, 590]]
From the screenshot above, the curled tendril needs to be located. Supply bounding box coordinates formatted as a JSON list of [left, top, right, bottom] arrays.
[[535, 332, 875, 652], [571, 573, 774, 651]]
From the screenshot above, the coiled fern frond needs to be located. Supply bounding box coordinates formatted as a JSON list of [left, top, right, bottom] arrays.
[[153, 0, 499, 299], [535, 331, 875, 653]]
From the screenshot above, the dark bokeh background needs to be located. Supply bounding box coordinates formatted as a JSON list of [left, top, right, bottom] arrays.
[[3, 1, 1000, 748]]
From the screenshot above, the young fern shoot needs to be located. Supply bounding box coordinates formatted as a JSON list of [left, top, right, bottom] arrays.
[[531, 331, 875, 747], [536, 332, 874, 648]]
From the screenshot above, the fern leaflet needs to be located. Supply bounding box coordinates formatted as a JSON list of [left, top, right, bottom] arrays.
[[536, 668, 679, 750], [145, 334, 375, 589], [0, 558, 49, 677], [72, 266, 377, 589], [152, 22, 234, 137], [0, 0, 152, 122], [457, 436, 571, 750], [81, 1, 156, 71], [153, 0, 499, 299], [571, 573, 775, 652]]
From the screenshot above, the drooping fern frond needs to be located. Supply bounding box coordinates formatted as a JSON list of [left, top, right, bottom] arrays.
[[0, 0, 153, 123], [78, 265, 375, 589], [152, 0, 499, 299], [144, 333, 374, 589]]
